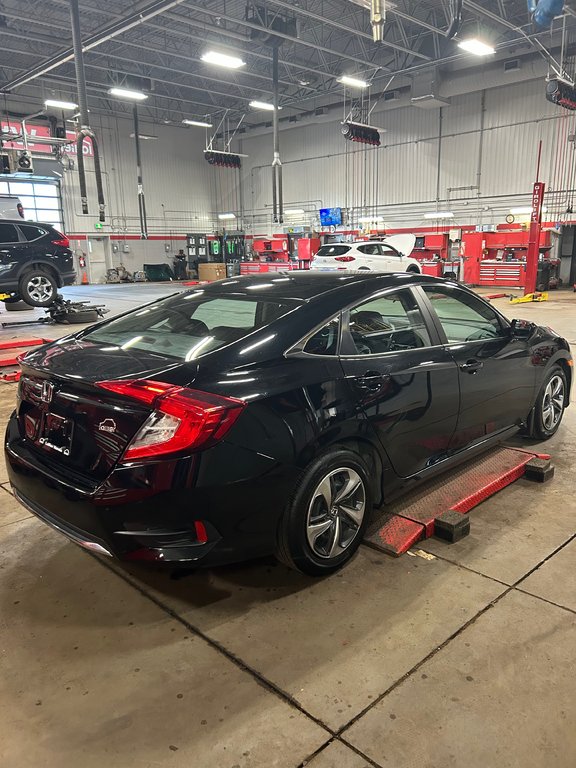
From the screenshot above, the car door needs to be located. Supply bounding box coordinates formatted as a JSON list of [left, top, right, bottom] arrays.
[[355, 243, 380, 269], [0, 221, 25, 280], [338, 287, 460, 478], [376, 244, 405, 272], [417, 284, 537, 449]]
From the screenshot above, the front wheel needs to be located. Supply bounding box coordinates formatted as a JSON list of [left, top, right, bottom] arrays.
[[276, 449, 372, 576], [18, 269, 57, 307], [528, 365, 567, 440]]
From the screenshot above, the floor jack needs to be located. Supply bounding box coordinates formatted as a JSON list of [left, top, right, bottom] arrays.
[[0, 293, 108, 329], [509, 292, 548, 305]]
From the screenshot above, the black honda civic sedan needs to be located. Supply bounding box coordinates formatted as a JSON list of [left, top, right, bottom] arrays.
[[5, 273, 572, 575]]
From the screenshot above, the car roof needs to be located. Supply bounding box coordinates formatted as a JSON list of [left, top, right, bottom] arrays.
[[198, 271, 443, 301]]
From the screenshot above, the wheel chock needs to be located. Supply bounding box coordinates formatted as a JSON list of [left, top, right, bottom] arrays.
[[434, 510, 471, 543], [524, 457, 555, 483]]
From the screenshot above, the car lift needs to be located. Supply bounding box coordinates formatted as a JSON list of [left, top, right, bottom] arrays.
[[0, 338, 53, 383], [364, 446, 553, 557]]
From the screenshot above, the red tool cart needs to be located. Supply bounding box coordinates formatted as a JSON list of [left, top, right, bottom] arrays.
[[462, 228, 553, 287]]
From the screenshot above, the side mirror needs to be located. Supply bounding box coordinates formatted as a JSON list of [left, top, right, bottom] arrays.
[[511, 318, 536, 339]]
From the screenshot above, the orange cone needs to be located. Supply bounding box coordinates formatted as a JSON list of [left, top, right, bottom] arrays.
[[81, 270, 89, 285]]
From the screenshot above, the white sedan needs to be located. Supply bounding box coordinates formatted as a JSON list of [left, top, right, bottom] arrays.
[[310, 234, 421, 273]]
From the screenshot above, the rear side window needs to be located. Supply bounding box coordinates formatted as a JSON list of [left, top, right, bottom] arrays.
[[19, 224, 46, 242], [0, 223, 20, 243], [83, 293, 296, 361], [316, 245, 350, 258]]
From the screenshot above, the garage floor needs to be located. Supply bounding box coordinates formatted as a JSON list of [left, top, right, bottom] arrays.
[[1, 284, 576, 768]]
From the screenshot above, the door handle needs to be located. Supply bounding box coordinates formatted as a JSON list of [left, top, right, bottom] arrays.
[[460, 359, 483, 374], [355, 370, 387, 390]]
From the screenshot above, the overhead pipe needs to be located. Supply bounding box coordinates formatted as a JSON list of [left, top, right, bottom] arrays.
[[271, 46, 283, 224], [133, 105, 148, 240], [2, 0, 189, 93], [69, 0, 105, 221]]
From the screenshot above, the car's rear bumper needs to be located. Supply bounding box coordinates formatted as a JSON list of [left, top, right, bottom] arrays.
[[5, 413, 294, 567]]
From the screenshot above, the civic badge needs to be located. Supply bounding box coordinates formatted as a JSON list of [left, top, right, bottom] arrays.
[[40, 381, 55, 404], [98, 418, 117, 434]]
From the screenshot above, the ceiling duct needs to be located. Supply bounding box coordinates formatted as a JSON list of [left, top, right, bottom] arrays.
[[411, 69, 450, 109], [341, 121, 382, 146], [246, 5, 298, 44]]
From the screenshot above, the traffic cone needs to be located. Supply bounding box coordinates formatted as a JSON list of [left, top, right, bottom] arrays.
[[81, 270, 89, 285]]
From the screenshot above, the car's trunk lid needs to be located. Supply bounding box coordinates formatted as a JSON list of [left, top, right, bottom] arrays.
[[16, 338, 195, 482]]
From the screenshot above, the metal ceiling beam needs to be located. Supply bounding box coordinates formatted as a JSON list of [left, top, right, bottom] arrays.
[[1, 0, 189, 92], [260, 0, 431, 60]]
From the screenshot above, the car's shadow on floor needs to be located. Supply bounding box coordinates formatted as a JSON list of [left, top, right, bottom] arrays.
[[107, 554, 318, 615]]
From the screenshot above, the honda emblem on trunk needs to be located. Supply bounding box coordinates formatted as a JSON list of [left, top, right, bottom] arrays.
[[40, 381, 55, 404]]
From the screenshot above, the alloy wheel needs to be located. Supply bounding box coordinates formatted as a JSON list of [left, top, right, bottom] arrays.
[[27, 275, 54, 304], [306, 467, 366, 560], [542, 374, 565, 431]]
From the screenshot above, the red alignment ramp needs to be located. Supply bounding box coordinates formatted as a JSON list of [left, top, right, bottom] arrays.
[[365, 446, 550, 557]]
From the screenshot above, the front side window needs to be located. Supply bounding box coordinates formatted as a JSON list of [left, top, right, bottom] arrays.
[[347, 290, 431, 355], [422, 286, 505, 343], [0, 223, 20, 243], [83, 293, 296, 361]]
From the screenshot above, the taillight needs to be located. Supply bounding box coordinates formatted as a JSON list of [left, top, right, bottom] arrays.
[[334, 256, 356, 262], [96, 379, 245, 460], [51, 231, 70, 248], [17, 203, 24, 218]]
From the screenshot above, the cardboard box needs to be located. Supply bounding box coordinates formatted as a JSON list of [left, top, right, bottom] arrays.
[[198, 262, 226, 282]]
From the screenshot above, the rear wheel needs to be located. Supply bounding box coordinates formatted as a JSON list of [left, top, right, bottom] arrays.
[[528, 365, 567, 440], [406, 265, 420, 274], [18, 269, 57, 307], [277, 449, 371, 576]]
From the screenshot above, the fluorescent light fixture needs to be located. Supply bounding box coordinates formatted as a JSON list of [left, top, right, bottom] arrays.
[[510, 206, 548, 215], [338, 75, 368, 88], [284, 208, 305, 216], [182, 119, 213, 128], [129, 133, 158, 140], [108, 87, 148, 101], [218, 213, 236, 220], [201, 50, 245, 69], [44, 99, 78, 111], [457, 38, 495, 56], [249, 100, 280, 111], [424, 211, 454, 219]]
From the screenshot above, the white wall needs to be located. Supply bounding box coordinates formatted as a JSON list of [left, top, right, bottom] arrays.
[[235, 77, 572, 232]]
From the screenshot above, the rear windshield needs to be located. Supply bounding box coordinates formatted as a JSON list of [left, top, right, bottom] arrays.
[[316, 245, 351, 258], [83, 292, 296, 361]]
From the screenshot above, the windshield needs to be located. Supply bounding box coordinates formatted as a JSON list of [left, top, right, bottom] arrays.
[[83, 291, 296, 361], [316, 245, 351, 258]]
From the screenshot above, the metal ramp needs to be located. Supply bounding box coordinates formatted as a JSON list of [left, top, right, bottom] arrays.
[[364, 446, 553, 557]]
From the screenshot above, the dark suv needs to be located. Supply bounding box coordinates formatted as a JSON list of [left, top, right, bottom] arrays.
[[0, 220, 75, 307]]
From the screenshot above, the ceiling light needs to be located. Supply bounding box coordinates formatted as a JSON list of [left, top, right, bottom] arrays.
[[249, 100, 280, 111], [218, 213, 236, 220], [202, 50, 246, 69], [284, 209, 305, 216], [44, 99, 78, 111], [510, 206, 548, 215], [182, 119, 213, 128], [338, 75, 368, 88], [424, 211, 454, 219], [457, 38, 495, 56], [129, 133, 158, 140], [108, 87, 148, 101]]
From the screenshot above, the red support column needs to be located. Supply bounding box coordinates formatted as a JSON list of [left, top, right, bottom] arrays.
[[524, 181, 545, 296]]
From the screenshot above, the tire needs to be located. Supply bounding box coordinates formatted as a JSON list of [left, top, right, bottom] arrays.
[[18, 269, 58, 307], [528, 365, 568, 440], [406, 266, 420, 274], [54, 309, 99, 325], [276, 449, 372, 576]]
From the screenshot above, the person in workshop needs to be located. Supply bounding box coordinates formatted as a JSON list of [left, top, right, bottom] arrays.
[[173, 249, 188, 280]]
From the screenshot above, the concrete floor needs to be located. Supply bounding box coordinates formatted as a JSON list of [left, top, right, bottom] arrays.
[[1, 284, 576, 767]]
